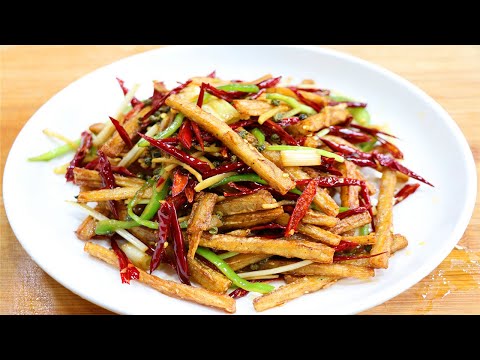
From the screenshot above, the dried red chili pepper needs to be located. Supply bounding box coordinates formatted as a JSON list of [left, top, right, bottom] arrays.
[[223, 182, 260, 197], [328, 100, 367, 108], [125, 102, 145, 121], [167, 193, 189, 211], [203, 161, 249, 178], [373, 152, 433, 186], [200, 82, 246, 102], [229, 119, 257, 130], [291, 88, 324, 112], [376, 135, 404, 159], [257, 76, 282, 89], [296, 176, 364, 188], [185, 178, 197, 203], [334, 240, 360, 253], [346, 158, 377, 169], [97, 150, 119, 220], [277, 117, 301, 127], [337, 206, 369, 219], [150, 201, 170, 274], [321, 138, 373, 160], [138, 133, 212, 174], [327, 126, 372, 144], [287, 86, 330, 94], [178, 119, 193, 150], [206, 70, 216, 78], [111, 237, 140, 284], [190, 121, 204, 151], [349, 123, 397, 139], [167, 200, 190, 284], [250, 88, 266, 100], [262, 119, 298, 146], [109, 116, 133, 149], [285, 178, 320, 237], [171, 169, 189, 197], [394, 183, 420, 205], [66, 131, 92, 182], [116, 77, 142, 107], [156, 176, 165, 188], [142, 80, 192, 122]]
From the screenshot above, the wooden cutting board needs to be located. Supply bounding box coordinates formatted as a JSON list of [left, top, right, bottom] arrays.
[[1, 45, 479, 314]]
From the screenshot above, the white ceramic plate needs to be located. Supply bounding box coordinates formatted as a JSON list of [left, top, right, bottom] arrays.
[[3, 45, 477, 315]]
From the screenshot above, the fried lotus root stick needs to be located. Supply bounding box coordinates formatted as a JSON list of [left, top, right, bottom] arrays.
[[166, 94, 295, 194], [187, 192, 218, 259], [73, 168, 146, 189], [220, 207, 284, 231], [77, 186, 152, 203], [286, 104, 350, 136], [75, 204, 110, 240], [301, 209, 339, 227], [232, 99, 274, 116], [253, 276, 337, 312], [329, 211, 372, 235], [276, 213, 341, 246], [198, 234, 334, 263], [252, 259, 374, 279], [214, 190, 276, 216], [84, 242, 235, 313], [188, 257, 232, 294], [370, 169, 397, 269], [226, 253, 271, 271]]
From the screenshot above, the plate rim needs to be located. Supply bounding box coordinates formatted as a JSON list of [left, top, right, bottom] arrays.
[[3, 45, 477, 315]]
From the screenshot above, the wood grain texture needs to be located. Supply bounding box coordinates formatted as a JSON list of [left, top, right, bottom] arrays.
[[1, 45, 479, 315]]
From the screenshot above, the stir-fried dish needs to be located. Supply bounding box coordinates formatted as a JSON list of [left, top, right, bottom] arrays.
[[29, 72, 433, 313]]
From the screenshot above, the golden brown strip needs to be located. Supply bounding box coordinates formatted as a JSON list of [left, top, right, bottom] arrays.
[[77, 187, 152, 203], [302, 210, 339, 227], [166, 94, 295, 194], [254, 259, 374, 279], [214, 190, 276, 216], [128, 226, 157, 246], [199, 234, 334, 263], [297, 90, 328, 107], [100, 106, 151, 158], [266, 87, 298, 98], [329, 211, 372, 235], [220, 207, 284, 231], [284, 166, 339, 216], [189, 257, 232, 294], [187, 192, 218, 259], [75, 205, 110, 240], [84, 242, 235, 313], [253, 276, 337, 312], [370, 169, 396, 269], [73, 167, 146, 189], [286, 104, 350, 135], [89, 122, 105, 135], [275, 213, 341, 246], [232, 99, 273, 116], [338, 233, 408, 267], [339, 160, 361, 210], [226, 253, 271, 271], [226, 229, 251, 237], [341, 234, 376, 245]]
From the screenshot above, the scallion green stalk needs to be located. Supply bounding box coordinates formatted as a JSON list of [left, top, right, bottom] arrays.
[[196, 247, 275, 294]]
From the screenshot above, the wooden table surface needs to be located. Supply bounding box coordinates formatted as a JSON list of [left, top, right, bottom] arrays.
[[1, 45, 479, 315]]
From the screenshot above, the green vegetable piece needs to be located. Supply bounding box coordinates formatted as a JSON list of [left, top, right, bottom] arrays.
[[196, 247, 275, 294], [251, 128, 265, 146], [28, 139, 81, 161], [266, 93, 316, 116], [138, 113, 184, 147]]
